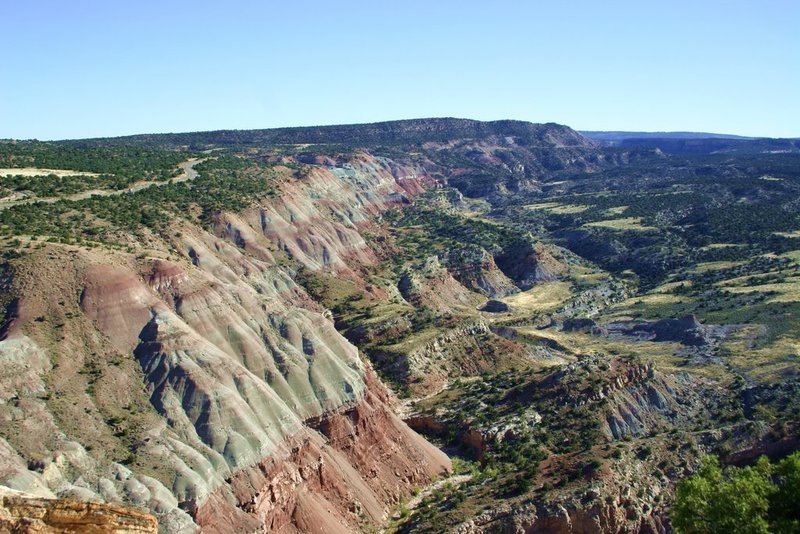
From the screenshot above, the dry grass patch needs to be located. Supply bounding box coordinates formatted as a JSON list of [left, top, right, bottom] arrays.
[[583, 217, 657, 232], [615, 292, 685, 307], [0, 168, 101, 177], [500, 281, 573, 313], [725, 331, 800, 384], [524, 202, 591, 214], [721, 279, 800, 303], [569, 265, 612, 284], [604, 205, 629, 216], [774, 230, 800, 238], [694, 261, 746, 273], [779, 250, 800, 263], [651, 280, 694, 293], [514, 326, 687, 371], [700, 243, 746, 250]]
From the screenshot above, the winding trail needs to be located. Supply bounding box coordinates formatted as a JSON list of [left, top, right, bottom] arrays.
[[0, 158, 204, 211]]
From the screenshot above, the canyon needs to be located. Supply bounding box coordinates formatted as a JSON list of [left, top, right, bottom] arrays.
[[0, 119, 798, 532]]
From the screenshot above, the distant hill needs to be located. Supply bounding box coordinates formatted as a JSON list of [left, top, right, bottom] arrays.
[[582, 130, 799, 155], [581, 131, 756, 143]]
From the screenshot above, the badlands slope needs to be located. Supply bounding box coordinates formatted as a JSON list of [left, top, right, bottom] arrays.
[[0, 152, 450, 532]]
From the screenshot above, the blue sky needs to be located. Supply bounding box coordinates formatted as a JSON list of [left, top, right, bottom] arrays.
[[1, 0, 798, 139]]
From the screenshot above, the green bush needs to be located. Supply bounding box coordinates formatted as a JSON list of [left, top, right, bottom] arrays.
[[671, 453, 800, 533]]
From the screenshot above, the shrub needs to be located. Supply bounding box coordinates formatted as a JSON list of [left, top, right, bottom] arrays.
[[671, 453, 800, 533]]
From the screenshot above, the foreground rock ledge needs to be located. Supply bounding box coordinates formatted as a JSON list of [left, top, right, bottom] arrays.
[[0, 488, 157, 534]]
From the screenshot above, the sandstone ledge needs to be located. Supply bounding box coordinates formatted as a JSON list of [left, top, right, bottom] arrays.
[[0, 488, 157, 533]]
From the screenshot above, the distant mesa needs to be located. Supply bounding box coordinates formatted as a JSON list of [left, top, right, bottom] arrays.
[[582, 130, 800, 154], [74, 117, 596, 150]]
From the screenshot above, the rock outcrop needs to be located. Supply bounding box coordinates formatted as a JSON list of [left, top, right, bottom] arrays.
[[561, 318, 607, 335], [601, 315, 737, 349], [248, 154, 428, 278], [0, 486, 157, 533], [372, 319, 530, 396], [495, 242, 568, 290], [194, 369, 448, 533], [597, 362, 708, 440], [479, 300, 510, 313], [397, 256, 483, 313], [453, 500, 668, 534], [439, 246, 520, 298]]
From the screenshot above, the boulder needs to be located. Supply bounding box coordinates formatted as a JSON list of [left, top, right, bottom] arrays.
[[480, 300, 510, 313]]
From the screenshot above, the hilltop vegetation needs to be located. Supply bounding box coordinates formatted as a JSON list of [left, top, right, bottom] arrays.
[[0, 153, 277, 245], [0, 141, 189, 180]]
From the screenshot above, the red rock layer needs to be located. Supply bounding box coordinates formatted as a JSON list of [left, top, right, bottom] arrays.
[[195, 368, 449, 533]]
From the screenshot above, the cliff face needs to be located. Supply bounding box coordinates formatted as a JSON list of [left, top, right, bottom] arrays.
[[195, 369, 447, 533], [0, 153, 449, 532]]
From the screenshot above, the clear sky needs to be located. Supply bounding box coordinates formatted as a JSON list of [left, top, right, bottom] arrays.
[[1, 0, 798, 140]]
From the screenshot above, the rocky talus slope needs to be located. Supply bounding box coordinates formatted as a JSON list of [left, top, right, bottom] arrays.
[[0, 154, 449, 532]]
